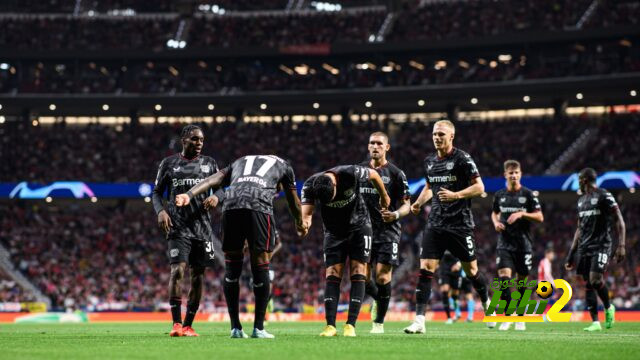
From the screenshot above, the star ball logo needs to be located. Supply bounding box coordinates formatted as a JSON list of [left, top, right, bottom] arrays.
[[483, 278, 573, 323]]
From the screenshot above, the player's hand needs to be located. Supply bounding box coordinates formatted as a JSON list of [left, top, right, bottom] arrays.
[[295, 221, 308, 238], [203, 195, 219, 210], [379, 194, 391, 210], [157, 210, 172, 234], [614, 246, 626, 263], [506, 212, 524, 224], [494, 221, 506, 232], [380, 209, 398, 223], [175, 194, 191, 207], [410, 202, 422, 215], [437, 188, 459, 202]]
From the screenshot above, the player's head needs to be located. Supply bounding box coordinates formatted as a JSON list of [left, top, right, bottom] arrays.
[[180, 125, 204, 158], [368, 132, 390, 162], [312, 174, 336, 204], [578, 168, 597, 192], [503, 159, 522, 187], [545, 244, 555, 261], [432, 120, 455, 151]]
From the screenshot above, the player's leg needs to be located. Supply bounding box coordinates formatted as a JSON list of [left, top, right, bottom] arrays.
[[496, 263, 513, 331], [440, 282, 452, 323], [221, 210, 247, 338], [373, 262, 393, 326], [344, 259, 367, 336], [579, 256, 601, 331], [590, 251, 614, 329], [365, 261, 379, 302], [342, 227, 371, 336], [169, 262, 187, 336], [514, 267, 531, 331], [320, 231, 346, 337], [182, 264, 204, 336], [453, 229, 489, 309], [465, 292, 475, 322], [451, 287, 461, 320], [249, 251, 273, 338], [247, 211, 276, 338], [405, 228, 442, 334], [167, 237, 189, 336], [320, 262, 344, 336]]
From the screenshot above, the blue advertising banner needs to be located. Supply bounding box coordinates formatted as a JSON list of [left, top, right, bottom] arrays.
[[1, 171, 638, 199]]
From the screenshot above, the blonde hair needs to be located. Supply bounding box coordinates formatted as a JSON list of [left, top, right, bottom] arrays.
[[434, 120, 455, 133]]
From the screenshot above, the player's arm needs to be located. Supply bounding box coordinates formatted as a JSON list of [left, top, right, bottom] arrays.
[[612, 206, 626, 263], [284, 186, 307, 237], [175, 170, 226, 206], [369, 169, 390, 209], [301, 204, 314, 237], [152, 160, 172, 233], [411, 181, 433, 215], [506, 193, 544, 224], [564, 227, 581, 270], [272, 232, 283, 256], [438, 176, 484, 202], [381, 169, 412, 222], [491, 211, 505, 232]]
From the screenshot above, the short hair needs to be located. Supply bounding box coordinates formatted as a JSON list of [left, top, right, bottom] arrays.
[[181, 124, 202, 139], [369, 131, 389, 142], [503, 160, 521, 171], [434, 120, 455, 133], [311, 175, 335, 204], [579, 168, 597, 183]]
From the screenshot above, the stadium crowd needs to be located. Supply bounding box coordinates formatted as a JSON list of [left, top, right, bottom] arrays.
[[3, 113, 639, 185], [1, 196, 638, 312], [0, 1, 638, 51], [3, 39, 637, 94]]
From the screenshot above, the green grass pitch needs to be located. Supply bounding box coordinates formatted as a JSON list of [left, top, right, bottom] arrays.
[[2, 321, 639, 360]]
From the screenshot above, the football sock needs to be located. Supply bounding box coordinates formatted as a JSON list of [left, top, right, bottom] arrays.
[[347, 274, 366, 326], [594, 282, 611, 309], [223, 255, 243, 330], [467, 299, 475, 321], [499, 276, 511, 315], [365, 279, 379, 301], [585, 284, 598, 322], [170, 296, 182, 324], [375, 282, 391, 323], [416, 269, 434, 316], [183, 301, 199, 327], [468, 272, 489, 303], [442, 291, 451, 319], [252, 263, 271, 330], [324, 275, 341, 327]]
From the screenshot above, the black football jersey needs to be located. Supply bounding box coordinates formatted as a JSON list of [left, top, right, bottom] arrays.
[[220, 155, 296, 215], [492, 186, 541, 252], [152, 154, 222, 241], [359, 160, 410, 243], [423, 148, 480, 230], [301, 165, 371, 236], [577, 188, 619, 256]]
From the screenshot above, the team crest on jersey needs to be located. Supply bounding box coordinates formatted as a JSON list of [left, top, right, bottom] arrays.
[[500, 198, 506, 203], [344, 189, 354, 197], [591, 198, 598, 205], [381, 176, 391, 184], [446, 162, 454, 170], [518, 197, 526, 204], [200, 164, 211, 173]]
